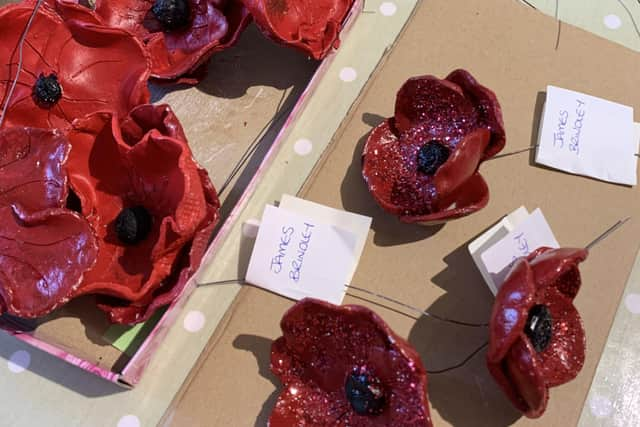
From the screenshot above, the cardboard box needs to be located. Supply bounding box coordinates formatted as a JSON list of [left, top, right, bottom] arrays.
[[164, 0, 640, 425], [0, 1, 363, 386]]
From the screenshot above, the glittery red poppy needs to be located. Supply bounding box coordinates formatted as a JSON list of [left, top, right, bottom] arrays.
[[65, 104, 219, 323], [52, 0, 251, 83], [240, 0, 354, 60], [0, 3, 150, 131], [487, 247, 588, 418], [270, 298, 432, 426], [362, 70, 506, 224], [0, 127, 98, 318]]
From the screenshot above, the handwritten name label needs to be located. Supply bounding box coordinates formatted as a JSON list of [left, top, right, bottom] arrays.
[[246, 197, 371, 304], [537, 85, 637, 186], [479, 208, 560, 294]]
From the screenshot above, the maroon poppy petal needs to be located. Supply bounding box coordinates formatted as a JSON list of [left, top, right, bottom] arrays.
[[404, 171, 488, 224], [240, 0, 354, 60], [0, 205, 98, 318], [488, 258, 536, 363], [0, 127, 69, 211], [537, 287, 586, 387], [394, 75, 478, 140], [272, 298, 432, 426], [445, 69, 506, 159], [503, 339, 549, 418], [530, 247, 588, 299]]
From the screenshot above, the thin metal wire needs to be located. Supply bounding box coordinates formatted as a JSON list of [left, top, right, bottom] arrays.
[[427, 342, 489, 374], [217, 87, 291, 196], [490, 144, 538, 160], [585, 217, 631, 250], [346, 284, 489, 327], [0, 0, 43, 129]]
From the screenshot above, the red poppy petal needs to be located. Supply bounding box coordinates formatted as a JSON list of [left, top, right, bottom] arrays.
[[537, 286, 586, 387], [0, 127, 69, 211], [445, 69, 506, 159], [432, 127, 490, 198], [503, 338, 549, 418], [240, 0, 353, 60], [488, 258, 536, 362], [272, 299, 432, 426], [530, 247, 588, 299], [0, 4, 150, 130], [97, 168, 220, 324], [0, 205, 98, 318], [394, 75, 478, 139], [362, 119, 409, 216], [120, 103, 188, 145]]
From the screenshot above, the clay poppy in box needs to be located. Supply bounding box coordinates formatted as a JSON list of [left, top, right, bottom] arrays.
[[0, 3, 150, 131], [66, 104, 220, 324], [52, 0, 251, 83], [240, 0, 354, 60], [362, 70, 506, 224], [0, 127, 98, 318], [487, 247, 588, 418], [270, 298, 432, 426]]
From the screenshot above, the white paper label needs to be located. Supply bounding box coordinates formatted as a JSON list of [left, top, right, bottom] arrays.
[[246, 197, 371, 304], [476, 208, 559, 294], [536, 85, 637, 186]]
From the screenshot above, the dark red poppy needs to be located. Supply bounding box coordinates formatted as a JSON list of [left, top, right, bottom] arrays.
[[65, 104, 220, 323], [487, 247, 588, 418], [240, 0, 354, 60], [270, 298, 432, 426], [0, 3, 150, 131], [0, 127, 98, 318], [52, 0, 251, 83], [362, 70, 506, 224]]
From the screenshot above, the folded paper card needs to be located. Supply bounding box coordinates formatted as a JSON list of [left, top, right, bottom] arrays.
[[536, 85, 637, 186], [470, 207, 560, 294], [246, 197, 371, 304]]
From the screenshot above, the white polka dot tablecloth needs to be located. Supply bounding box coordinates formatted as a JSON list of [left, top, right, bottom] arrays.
[[1, 1, 640, 427]]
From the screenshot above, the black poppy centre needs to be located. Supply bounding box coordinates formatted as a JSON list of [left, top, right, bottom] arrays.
[[345, 369, 386, 416], [152, 0, 191, 31], [417, 140, 450, 175], [32, 74, 62, 108], [524, 304, 553, 352], [115, 206, 152, 245]]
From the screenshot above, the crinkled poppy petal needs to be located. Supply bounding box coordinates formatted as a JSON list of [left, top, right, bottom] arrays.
[[0, 4, 150, 130], [445, 69, 506, 159], [97, 168, 220, 324], [530, 247, 588, 299], [0, 127, 69, 211], [120, 103, 188, 145], [272, 298, 432, 426], [0, 205, 98, 318], [537, 286, 586, 387], [497, 338, 549, 418], [67, 108, 209, 306], [241, 0, 353, 60], [488, 258, 537, 363], [394, 75, 478, 140]]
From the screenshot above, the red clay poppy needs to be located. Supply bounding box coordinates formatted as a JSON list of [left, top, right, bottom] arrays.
[[487, 247, 588, 418], [52, 0, 251, 83], [362, 70, 506, 224], [240, 0, 354, 60], [0, 3, 150, 131], [0, 127, 98, 318], [65, 104, 220, 323], [270, 298, 432, 426]]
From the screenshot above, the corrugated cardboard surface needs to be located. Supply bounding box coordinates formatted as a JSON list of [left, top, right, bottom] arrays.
[[166, 0, 640, 426]]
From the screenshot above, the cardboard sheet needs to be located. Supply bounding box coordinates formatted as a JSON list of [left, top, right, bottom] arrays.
[[166, 0, 640, 425]]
